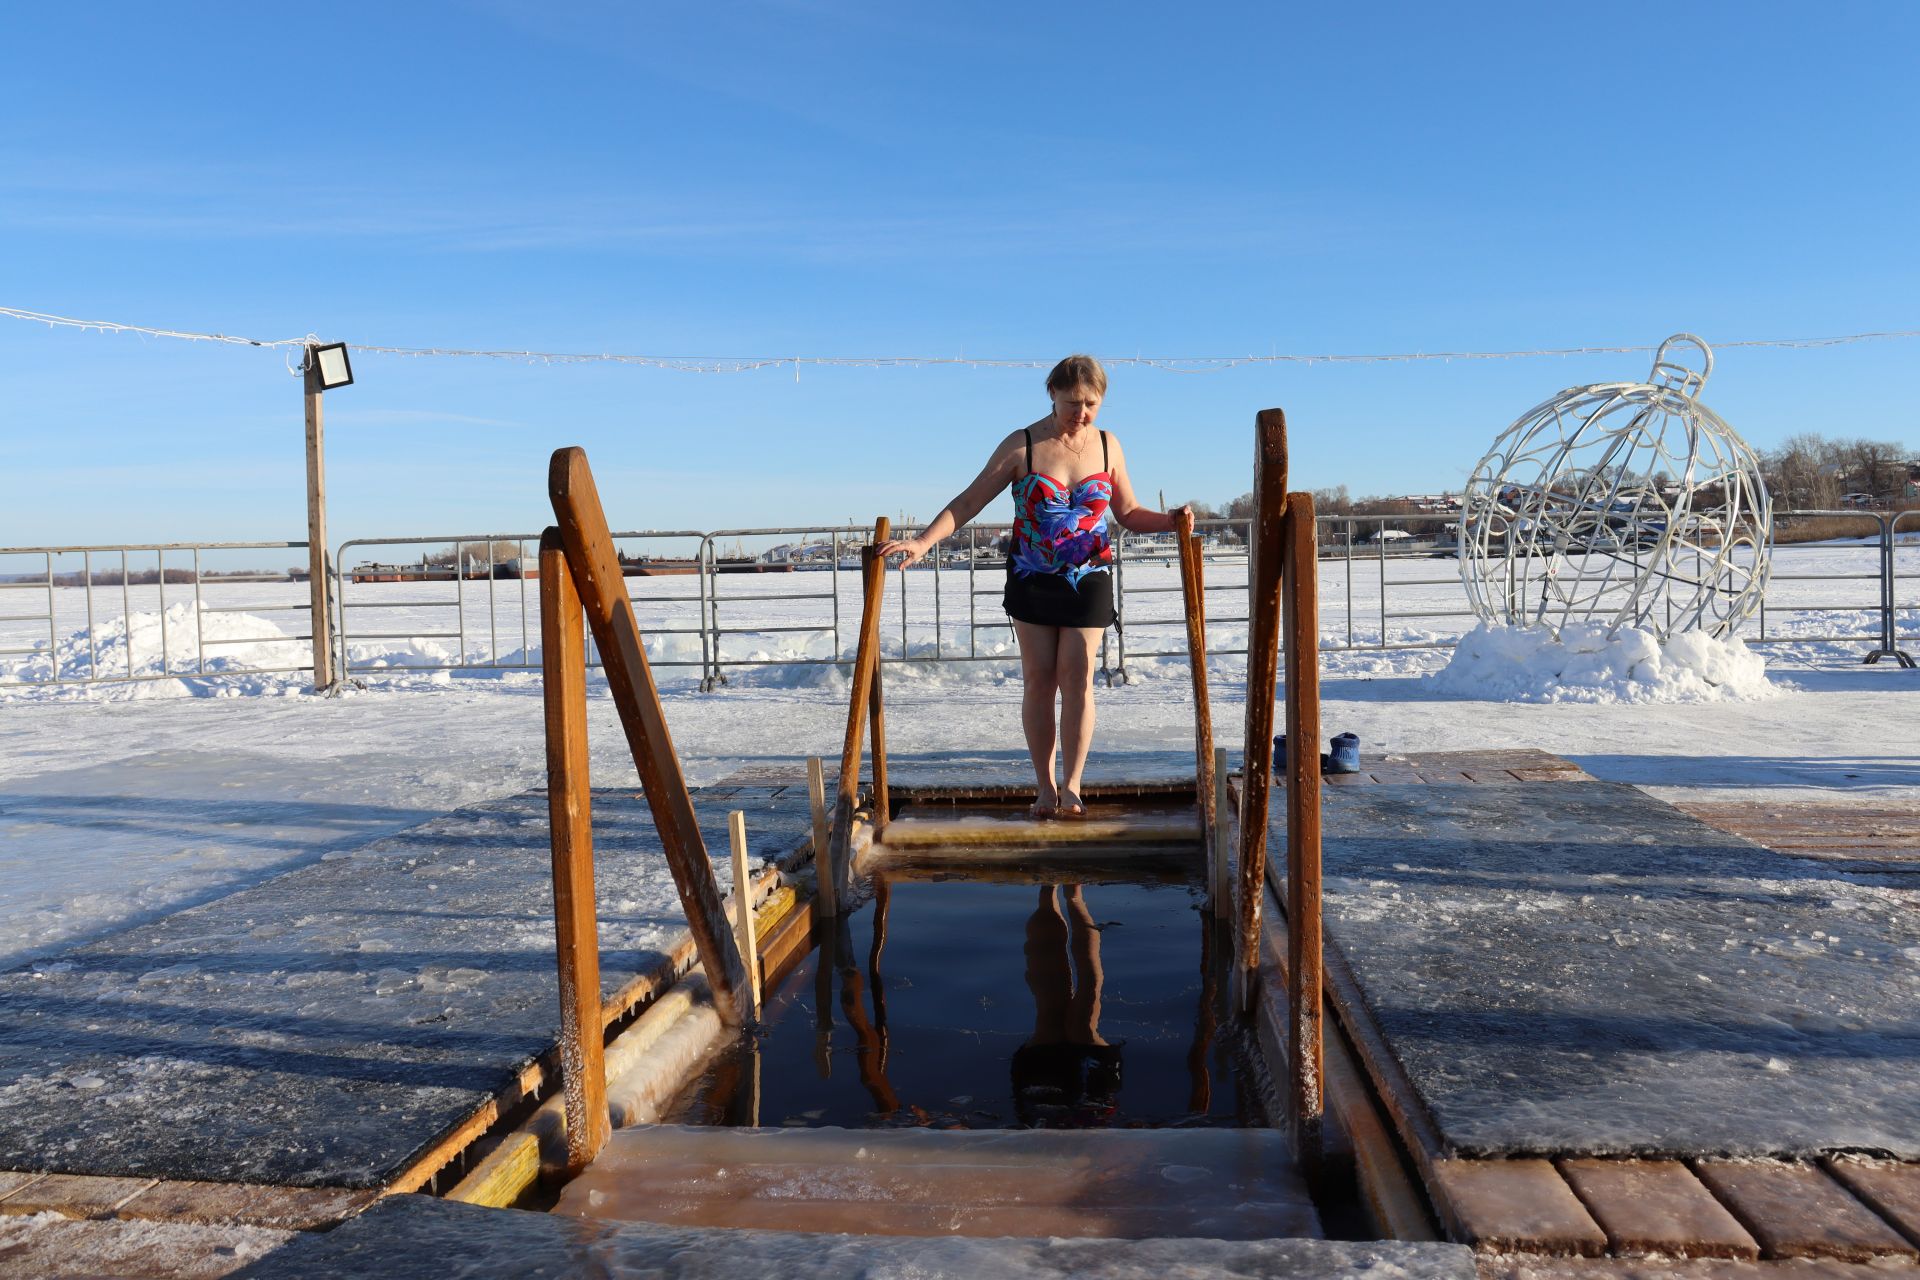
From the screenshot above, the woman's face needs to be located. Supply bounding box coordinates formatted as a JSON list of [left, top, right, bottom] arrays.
[[1050, 384, 1102, 433]]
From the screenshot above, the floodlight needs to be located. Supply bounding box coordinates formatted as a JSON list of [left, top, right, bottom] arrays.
[[311, 342, 354, 390]]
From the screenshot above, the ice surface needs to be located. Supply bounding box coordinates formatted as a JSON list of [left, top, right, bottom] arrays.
[[0, 787, 811, 1187], [1, 551, 1914, 966], [1286, 783, 1920, 1158], [237, 1193, 1479, 1279]]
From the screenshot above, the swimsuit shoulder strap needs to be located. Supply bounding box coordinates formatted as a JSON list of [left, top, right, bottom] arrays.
[[1101, 430, 1110, 470], [1023, 427, 1033, 478]]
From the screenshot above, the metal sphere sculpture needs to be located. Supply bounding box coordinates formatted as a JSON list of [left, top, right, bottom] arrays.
[[1459, 335, 1771, 641]]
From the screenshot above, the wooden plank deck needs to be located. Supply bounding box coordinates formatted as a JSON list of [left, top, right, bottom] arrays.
[[1244, 749, 1920, 1268], [551, 1125, 1324, 1241], [1675, 801, 1920, 864]]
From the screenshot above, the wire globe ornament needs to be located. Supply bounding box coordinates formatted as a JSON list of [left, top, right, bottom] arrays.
[[1459, 335, 1772, 642]]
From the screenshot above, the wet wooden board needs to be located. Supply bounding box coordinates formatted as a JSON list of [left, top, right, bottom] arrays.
[[876, 802, 1202, 853], [1826, 1157, 1920, 1248], [0, 1212, 296, 1278], [0, 1172, 371, 1233], [1342, 751, 1595, 787], [0, 1173, 156, 1217], [553, 1124, 1323, 1241], [1676, 802, 1920, 863], [445, 1132, 541, 1209], [1693, 1160, 1918, 1261], [242, 1193, 1480, 1280], [1425, 1159, 1607, 1256], [1557, 1159, 1758, 1259], [114, 1179, 270, 1225]]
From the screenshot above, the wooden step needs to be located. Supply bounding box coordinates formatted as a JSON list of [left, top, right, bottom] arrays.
[[553, 1124, 1320, 1240], [878, 803, 1201, 857]]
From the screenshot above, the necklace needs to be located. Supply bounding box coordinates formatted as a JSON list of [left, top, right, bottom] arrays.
[[1054, 421, 1091, 457]]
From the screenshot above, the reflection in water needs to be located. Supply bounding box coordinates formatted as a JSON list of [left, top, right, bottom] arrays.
[[1013, 885, 1123, 1127], [666, 876, 1249, 1131]]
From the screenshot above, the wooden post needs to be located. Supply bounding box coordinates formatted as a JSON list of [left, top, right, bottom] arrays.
[[302, 348, 336, 692], [1176, 510, 1216, 855], [548, 447, 747, 1024], [1282, 493, 1325, 1165], [1211, 745, 1232, 919], [538, 528, 609, 1172], [806, 756, 836, 918], [1237, 410, 1289, 1000], [866, 544, 890, 834], [728, 810, 762, 1021], [827, 516, 890, 899]]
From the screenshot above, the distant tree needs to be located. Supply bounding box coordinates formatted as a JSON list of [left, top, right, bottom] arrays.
[[1311, 485, 1352, 515]]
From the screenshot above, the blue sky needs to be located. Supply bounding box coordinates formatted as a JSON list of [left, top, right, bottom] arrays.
[[2, 2, 1916, 550]]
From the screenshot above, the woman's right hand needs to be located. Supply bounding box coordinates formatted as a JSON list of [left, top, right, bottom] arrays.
[[875, 537, 927, 568]]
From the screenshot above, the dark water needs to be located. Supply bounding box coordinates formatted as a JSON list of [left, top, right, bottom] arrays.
[[665, 875, 1262, 1130]]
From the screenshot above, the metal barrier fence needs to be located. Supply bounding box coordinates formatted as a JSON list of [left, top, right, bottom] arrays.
[[2, 512, 1911, 689], [333, 531, 710, 679], [0, 541, 315, 689], [1880, 510, 1919, 667]]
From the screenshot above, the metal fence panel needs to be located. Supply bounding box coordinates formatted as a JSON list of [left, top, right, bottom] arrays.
[[0, 542, 314, 689], [7, 510, 1912, 691]]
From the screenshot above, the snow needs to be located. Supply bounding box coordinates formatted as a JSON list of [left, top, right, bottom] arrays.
[[0, 559, 1915, 971], [1430, 622, 1775, 704], [0, 1211, 294, 1278]]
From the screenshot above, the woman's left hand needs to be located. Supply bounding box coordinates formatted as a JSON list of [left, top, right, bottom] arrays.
[[1167, 504, 1193, 530]]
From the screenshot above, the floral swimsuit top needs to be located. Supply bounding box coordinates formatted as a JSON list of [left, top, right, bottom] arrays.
[[1010, 428, 1114, 589]]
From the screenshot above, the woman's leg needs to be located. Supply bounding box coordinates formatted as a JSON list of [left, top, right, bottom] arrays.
[[1054, 626, 1103, 812], [1012, 619, 1061, 812]]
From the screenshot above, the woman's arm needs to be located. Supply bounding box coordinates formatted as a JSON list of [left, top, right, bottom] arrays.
[[876, 431, 1025, 567], [1105, 433, 1192, 534]]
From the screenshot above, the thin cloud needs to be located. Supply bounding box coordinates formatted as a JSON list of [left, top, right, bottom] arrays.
[[327, 408, 525, 430]]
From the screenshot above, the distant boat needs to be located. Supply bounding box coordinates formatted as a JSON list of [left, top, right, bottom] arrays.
[[620, 555, 794, 577], [350, 562, 458, 584]]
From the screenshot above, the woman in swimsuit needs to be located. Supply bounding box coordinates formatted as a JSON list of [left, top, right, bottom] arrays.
[[877, 355, 1190, 817]]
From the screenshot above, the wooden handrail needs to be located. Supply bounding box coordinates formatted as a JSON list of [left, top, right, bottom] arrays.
[[825, 516, 890, 908], [538, 528, 610, 1172], [1238, 409, 1289, 990], [1232, 408, 1325, 1166], [867, 547, 891, 836], [1281, 492, 1326, 1165], [547, 447, 746, 1024], [1175, 510, 1217, 873]]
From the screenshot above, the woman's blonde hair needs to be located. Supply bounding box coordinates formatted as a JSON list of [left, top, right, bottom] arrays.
[[1045, 353, 1107, 397]]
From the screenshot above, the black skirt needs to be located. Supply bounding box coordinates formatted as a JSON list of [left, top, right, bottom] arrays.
[[1003, 562, 1116, 629]]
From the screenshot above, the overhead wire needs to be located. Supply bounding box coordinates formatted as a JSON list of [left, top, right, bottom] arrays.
[[3, 305, 1917, 377]]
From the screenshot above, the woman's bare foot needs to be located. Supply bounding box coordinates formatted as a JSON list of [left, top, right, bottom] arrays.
[[1058, 787, 1087, 817], [1030, 781, 1059, 820]]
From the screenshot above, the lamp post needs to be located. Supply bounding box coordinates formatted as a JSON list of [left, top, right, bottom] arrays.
[[304, 341, 352, 692]]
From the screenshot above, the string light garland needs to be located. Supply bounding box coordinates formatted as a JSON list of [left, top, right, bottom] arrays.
[[4, 305, 1917, 377]]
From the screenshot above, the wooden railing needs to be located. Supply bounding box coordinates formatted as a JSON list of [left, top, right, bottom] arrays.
[[540, 447, 749, 1172], [1175, 509, 1218, 902], [823, 516, 891, 912], [1235, 408, 1326, 1166]]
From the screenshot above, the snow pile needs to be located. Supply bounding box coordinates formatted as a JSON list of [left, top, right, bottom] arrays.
[[0, 601, 312, 695], [1429, 621, 1774, 704]]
